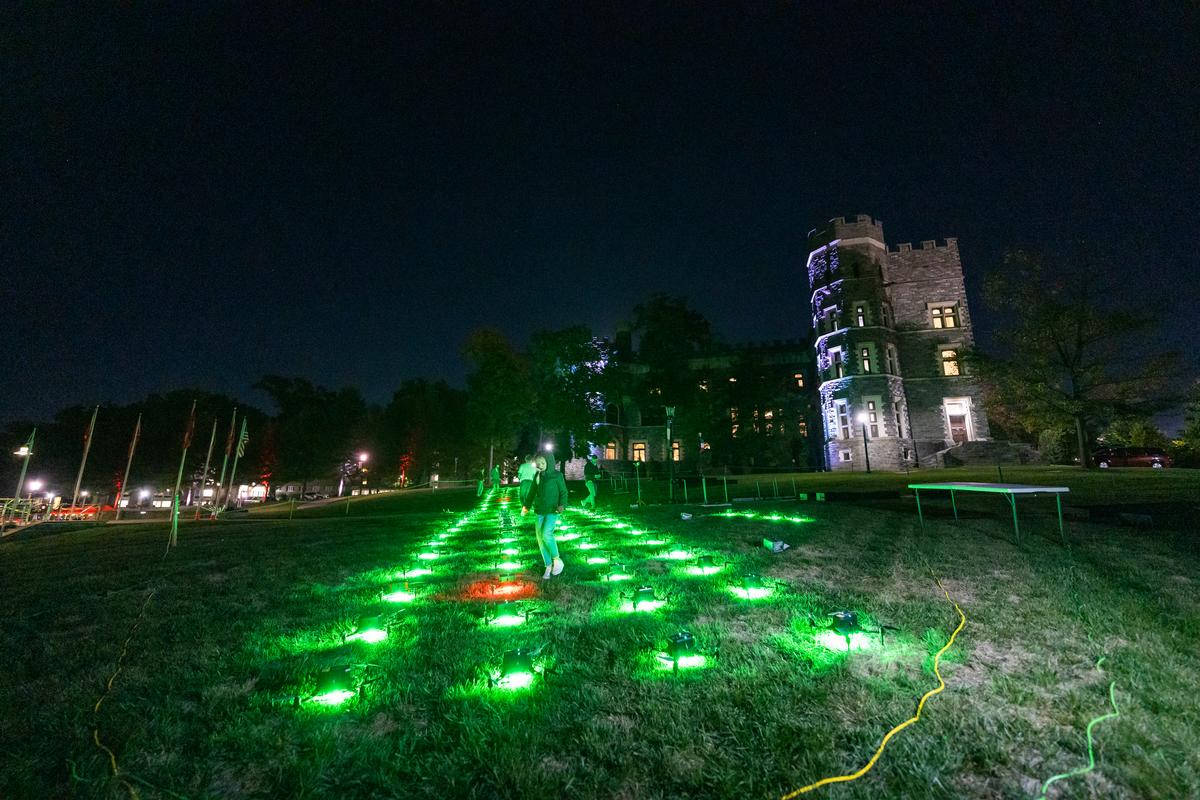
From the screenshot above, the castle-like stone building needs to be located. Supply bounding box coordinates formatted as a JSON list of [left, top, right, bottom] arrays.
[[807, 215, 990, 470]]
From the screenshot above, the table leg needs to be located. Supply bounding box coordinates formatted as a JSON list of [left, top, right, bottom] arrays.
[[951, 489, 958, 522], [915, 489, 924, 532], [1056, 494, 1066, 545]]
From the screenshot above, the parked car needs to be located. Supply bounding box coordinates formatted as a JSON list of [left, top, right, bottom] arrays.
[[1092, 447, 1172, 469]]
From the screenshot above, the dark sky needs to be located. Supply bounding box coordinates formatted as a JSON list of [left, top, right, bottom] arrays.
[[3, 2, 1197, 425]]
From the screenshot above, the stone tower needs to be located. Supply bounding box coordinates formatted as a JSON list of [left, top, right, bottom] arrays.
[[807, 215, 989, 470]]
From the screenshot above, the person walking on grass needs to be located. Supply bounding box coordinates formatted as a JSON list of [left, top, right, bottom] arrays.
[[582, 453, 602, 509], [490, 463, 501, 490], [476, 467, 485, 497], [523, 449, 567, 579], [517, 454, 537, 515]]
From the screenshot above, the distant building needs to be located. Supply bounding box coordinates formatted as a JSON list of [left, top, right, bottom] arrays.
[[807, 214, 990, 470], [593, 336, 820, 473]]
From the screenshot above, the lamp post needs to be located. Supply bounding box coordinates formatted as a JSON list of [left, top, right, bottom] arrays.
[[665, 406, 676, 504], [12, 429, 35, 502], [855, 412, 872, 474]]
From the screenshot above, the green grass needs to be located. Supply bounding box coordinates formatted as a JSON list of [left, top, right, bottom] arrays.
[[2, 483, 1198, 799], [635, 466, 1200, 507]]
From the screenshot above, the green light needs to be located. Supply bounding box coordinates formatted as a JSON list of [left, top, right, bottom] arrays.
[[656, 630, 708, 670], [686, 555, 722, 576], [493, 648, 537, 690], [496, 561, 522, 571], [417, 552, 440, 560], [488, 602, 526, 627], [612, 522, 628, 529], [498, 536, 517, 544], [556, 532, 580, 541], [438, 532, 453, 539], [382, 587, 416, 603], [310, 666, 356, 706], [397, 567, 432, 578], [730, 575, 772, 600], [577, 541, 598, 550], [587, 556, 609, 565], [815, 630, 873, 652], [501, 547, 520, 555], [602, 572, 632, 582], [346, 615, 388, 644], [645, 539, 667, 546], [660, 549, 692, 561], [621, 585, 666, 613]]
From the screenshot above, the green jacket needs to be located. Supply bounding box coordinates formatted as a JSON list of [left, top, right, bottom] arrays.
[[526, 452, 568, 514]]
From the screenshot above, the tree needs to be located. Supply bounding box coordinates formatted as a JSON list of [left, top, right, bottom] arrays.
[[380, 379, 468, 484], [971, 251, 1183, 467], [463, 330, 534, 477], [630, 294, 717, 406], [527, 326, 608, 462], [254, 376, 366, 491], [1100, 417, 1169, 449]]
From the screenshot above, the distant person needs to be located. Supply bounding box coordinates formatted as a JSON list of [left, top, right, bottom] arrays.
[[582, 454, 603, 509], [476, 467, 485, 497], [490, 463, 501, 489], [523, 450, 568, 579], [517, 454, 537, 515]]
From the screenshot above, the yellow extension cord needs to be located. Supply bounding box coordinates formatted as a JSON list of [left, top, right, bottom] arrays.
[[781, 579, 967, 798]]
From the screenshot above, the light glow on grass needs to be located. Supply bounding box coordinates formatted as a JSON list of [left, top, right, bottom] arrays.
[[346, 627, 388, 644], [660, 549, 692, 560], [382, 589, 416, 603], [577, 541, 598, 550], [602, 572, 632, 582], [417, 552, 440, 560], [498, 536, 518, 544], [495, 670, 534, 689], [687, 564, 723, 576], [501, 547, 520, 555], [656, 653, 708, 670], [497, 561, 522, 571], [311, 689, 355, 706], [397, 567, 432, 578], [619, 599, 666, 613], [730, 586, 772, 600], [815, 630, 874, 652], [645, 539, 667, 546], [586, 556, 609, 565]]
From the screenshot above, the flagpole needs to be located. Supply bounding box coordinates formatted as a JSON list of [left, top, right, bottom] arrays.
[[114, 414, 141, 522], [224, 417, 249, 511], [70, 406, 99, 511], [168, 400, 197, 548], [194, 418, 217, 520], [8, 428, 35, 526], [213, 410, 236, 515]]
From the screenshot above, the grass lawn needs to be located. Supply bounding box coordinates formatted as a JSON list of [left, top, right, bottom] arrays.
[[3, 481, 1198, 799]]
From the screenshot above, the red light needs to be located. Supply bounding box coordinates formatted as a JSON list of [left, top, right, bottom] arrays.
[[462, 579, 538, 601]]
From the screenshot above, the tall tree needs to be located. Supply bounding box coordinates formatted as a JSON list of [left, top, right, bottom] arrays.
[[254, 376, 366, 490], [380, 379, 468, 484], [528, 326, 608, 461], [971, 251, 1183, 467], [463, 329, 534, 476]]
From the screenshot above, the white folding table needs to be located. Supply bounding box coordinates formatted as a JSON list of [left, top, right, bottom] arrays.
[[908, 482, 1070, 544]]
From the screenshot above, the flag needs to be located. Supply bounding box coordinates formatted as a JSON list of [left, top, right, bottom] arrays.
[[224, 414, 237, 456], [182, 401, 197, 450], [236, 418, 249, 458]]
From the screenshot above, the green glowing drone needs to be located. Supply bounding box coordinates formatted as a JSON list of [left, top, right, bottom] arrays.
[[655, 629, 709, 671], [809, 610, 898, 652]]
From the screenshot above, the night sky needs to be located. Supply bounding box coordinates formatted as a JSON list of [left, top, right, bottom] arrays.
[[4, 3, 1197, 425]]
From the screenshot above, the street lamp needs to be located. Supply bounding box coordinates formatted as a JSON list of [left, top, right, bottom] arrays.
[[855, 412, 872, 474], [665, 406, 676, 503]]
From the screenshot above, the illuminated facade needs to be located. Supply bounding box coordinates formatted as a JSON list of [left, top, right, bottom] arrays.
[[808, 215, 990, 470]]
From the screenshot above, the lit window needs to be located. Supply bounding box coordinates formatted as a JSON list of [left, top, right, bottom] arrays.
[[671, 441, 681, 462], [856, 305, 866, 327], [793, 372, 805, 388], [931, 306, 958, 329], [729, 376, 737, 383], [941, 349, 961, 376], [729, 407, 738, 421], [604, 442, 617, 460], [865, 399, 879, 438], [798, 421, 808, 437], [836, 400, 851, 440], [861, 347, 872, 373], [699, 380, 709, 392], [731, 424, 739, 438], [830, 348, 845, 379], [632, 442, 647, 462], [764, 409, 774, 420]]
